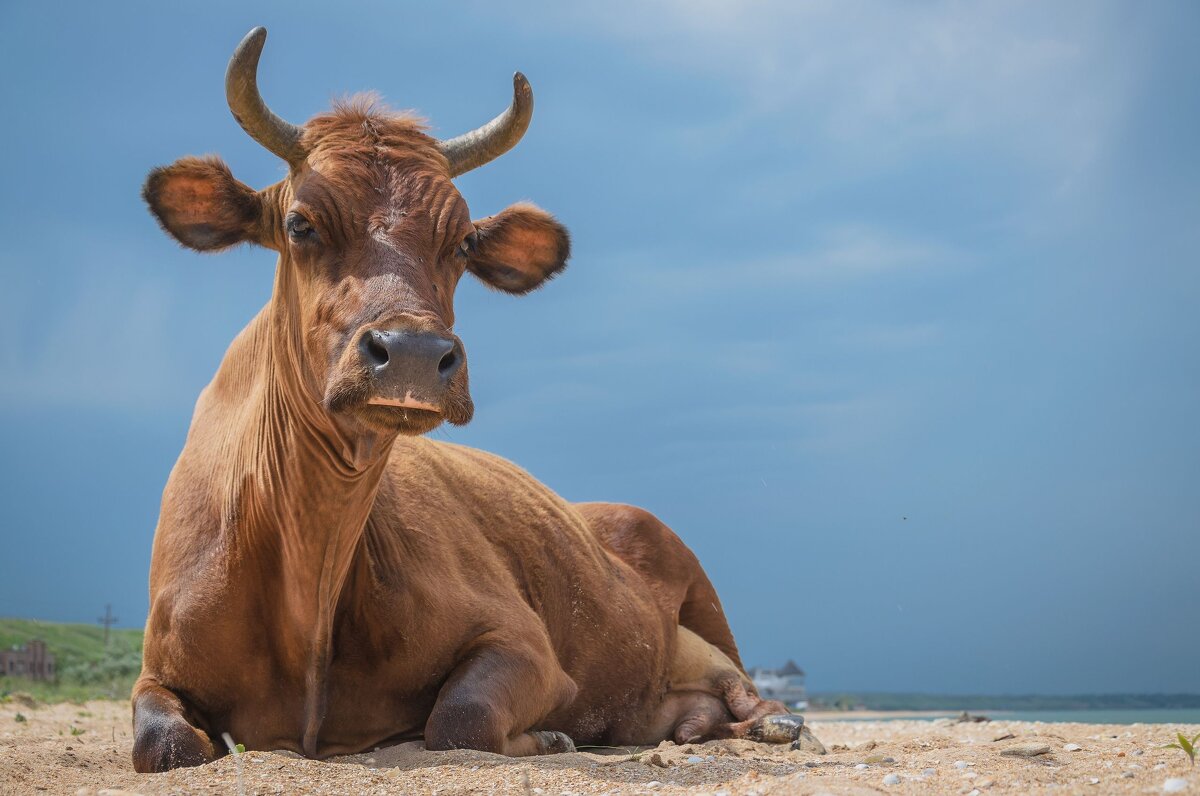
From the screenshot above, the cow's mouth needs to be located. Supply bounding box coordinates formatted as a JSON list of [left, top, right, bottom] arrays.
[[367, 394, 442, 413], [349, 401, 445, 436]]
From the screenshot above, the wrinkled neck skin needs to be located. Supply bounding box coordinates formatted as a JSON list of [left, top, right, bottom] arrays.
[[223, 251, 397, 755]]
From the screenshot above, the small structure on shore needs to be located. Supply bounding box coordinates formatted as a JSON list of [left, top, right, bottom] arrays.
[[0, 639, 56, 681], [749, 659, 807, 709]]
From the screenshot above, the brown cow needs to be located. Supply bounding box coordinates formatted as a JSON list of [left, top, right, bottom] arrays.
[[132, 27, 817, 773]]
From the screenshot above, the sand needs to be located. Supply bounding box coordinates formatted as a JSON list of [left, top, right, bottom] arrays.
[[1, 699, 1196, 795]]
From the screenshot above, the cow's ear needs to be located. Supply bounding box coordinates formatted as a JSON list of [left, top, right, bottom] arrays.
[[466, 203, 570, 294], [143, 156, 266, 251]]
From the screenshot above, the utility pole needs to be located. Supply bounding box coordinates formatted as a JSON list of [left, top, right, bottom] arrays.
[[97, 604, 118, 649]]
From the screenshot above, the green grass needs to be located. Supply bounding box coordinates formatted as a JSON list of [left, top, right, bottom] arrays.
[[0, 618, 144, 704]]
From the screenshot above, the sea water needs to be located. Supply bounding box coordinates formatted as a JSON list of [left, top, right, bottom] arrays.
[[988, 709, 1200, 725], [832, 709, 1200, 724]]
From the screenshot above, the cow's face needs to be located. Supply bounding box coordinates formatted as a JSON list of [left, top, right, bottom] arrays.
[[142, 30, 568, 438]]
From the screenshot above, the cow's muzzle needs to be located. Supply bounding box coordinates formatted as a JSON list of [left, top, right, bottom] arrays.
[[359, 328, 464, 411]]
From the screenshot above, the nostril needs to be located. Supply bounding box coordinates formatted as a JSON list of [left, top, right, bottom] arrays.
[[362, 332, 390, 368], [438, 348, 458, 377]]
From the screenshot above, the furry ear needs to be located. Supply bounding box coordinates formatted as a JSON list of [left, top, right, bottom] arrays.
[[466, 203, 570, 294], [143, 156, 264, 251]]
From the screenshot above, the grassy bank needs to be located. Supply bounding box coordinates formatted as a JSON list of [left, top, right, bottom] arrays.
[[0, 618, 143, 703]]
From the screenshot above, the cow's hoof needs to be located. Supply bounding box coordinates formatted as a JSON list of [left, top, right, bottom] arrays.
[[790, 725, 828, 755], [533, 730, 576, 754], [748, 713, 804, 744]]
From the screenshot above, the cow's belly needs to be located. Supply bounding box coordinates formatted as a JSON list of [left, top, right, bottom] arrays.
[[149, 578, 458, 757], [193, 647, 446, 757]]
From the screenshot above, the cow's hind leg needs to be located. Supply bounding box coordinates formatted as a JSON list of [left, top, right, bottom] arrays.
[[577, 503, 744, 669], [424, 635, 579, 757], [662, 627, 818, 748], [131, 678, 218, 772]]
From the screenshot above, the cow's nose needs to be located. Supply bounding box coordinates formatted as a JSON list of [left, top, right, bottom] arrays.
[[360, 329, 463, 384]]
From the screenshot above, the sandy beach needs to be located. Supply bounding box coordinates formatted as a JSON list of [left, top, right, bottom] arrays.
[[1, 699, 1196, 795]]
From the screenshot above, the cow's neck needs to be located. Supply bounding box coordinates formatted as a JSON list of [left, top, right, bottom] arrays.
[[226, 266, 396, 755]]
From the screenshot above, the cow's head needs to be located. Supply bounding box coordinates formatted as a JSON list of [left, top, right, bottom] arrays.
[[144, 28, 569, 438]]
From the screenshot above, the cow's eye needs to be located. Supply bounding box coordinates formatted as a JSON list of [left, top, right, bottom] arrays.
[[456, 231, 478, 258], [286, 213, 316, 242]]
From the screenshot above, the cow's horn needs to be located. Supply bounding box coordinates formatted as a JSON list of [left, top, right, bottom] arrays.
[[225, 27, 306, 165], [439, 73, 534, 177]]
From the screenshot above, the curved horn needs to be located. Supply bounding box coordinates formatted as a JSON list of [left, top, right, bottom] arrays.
[[439, 73, 534, 177], [225, 27, 306, 165]]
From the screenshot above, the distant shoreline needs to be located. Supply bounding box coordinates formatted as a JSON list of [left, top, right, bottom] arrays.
[[808, 691, 1200, 712], [806, 707, 1200, 725], [806, 710, 957, 721]]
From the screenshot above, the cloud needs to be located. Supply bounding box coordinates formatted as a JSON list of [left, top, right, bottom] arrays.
[[523, 1, 1135, 182], [618, 224, 962, 298]]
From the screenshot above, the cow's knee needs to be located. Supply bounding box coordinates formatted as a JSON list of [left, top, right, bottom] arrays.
[[424, 697, 508, 753], [131, 686, 216, 773], [425, 698, 574, 756]]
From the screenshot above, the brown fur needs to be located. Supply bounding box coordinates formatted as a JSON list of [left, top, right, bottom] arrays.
[[133, 97, 798, 772]]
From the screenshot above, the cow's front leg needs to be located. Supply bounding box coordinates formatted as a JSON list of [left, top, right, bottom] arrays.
[[131, 678, 218, 772], [424, 636, 578, 757]]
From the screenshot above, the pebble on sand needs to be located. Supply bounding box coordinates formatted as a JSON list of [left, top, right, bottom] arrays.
[[1163, 779, 1188, 793], [1064, 743, 1083, 751], [1001, 743, 1052, 757], [882, 773, 901, 785]]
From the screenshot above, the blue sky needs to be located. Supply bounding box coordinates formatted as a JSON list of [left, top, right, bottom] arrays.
[[1, 1, 1197, 695]]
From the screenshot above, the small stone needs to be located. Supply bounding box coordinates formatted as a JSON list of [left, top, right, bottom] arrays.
[[968, 790, 982, 796], [1088, 779, 1099, 785], [855, 763, 869, 770], [790, 726, 828, 755], [882, 773, 900, 785], [954, 760, 971, 769], [924, 768, 938, 776], [686, 755, 704, 764], [1134, 749, 1144, 756], [1064, 743, 1082, 752], [1163, 779, 1188, 794], [977, 779, 995, 788], [1122, 772, 1135, 779], [645, 782, 661, 789], [1001, 744, 1051, 758]]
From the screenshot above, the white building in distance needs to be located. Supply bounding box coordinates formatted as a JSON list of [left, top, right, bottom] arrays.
[[748, 660, 807, 709]]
